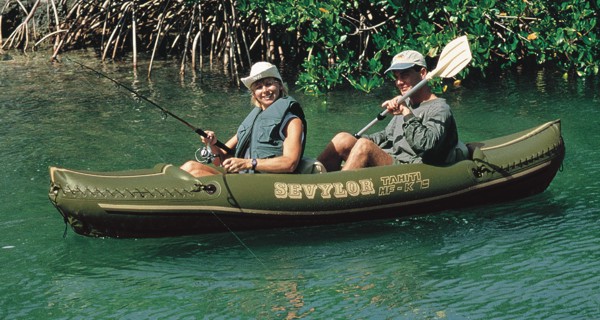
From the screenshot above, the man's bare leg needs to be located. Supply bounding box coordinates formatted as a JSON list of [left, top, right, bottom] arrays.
[[342, 138, 393, 170], [317, 132, 357, 172]]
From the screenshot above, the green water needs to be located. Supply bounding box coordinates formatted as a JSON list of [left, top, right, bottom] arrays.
[[1, 53, 599, 319]]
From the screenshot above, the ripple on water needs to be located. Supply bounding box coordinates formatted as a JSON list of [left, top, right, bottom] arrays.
[[2, 57, 600, 319]]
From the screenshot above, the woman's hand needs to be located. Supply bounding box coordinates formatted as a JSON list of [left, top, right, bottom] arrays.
[[201, 130, 217, 146], [222, 157, 252, 173]]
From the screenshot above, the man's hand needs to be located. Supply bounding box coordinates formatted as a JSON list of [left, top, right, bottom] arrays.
[[382, 95, 410, 116]]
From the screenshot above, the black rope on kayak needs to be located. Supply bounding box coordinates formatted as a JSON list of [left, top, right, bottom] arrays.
[[63, 220, 68, 239], [49, 185, 70, 238]]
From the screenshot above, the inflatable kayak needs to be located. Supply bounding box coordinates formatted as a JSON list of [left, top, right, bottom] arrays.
[[48, 120, 565, 238]]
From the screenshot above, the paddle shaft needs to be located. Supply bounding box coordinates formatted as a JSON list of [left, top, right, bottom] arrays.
[[354, 77, 429, 137], [69, 58, 234, 155]]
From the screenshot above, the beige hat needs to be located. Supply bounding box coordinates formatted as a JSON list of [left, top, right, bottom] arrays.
[[384, 50, 427, 73], [241, 62, 283, 89]]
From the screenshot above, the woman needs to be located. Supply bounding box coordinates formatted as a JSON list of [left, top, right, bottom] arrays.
[[181, 62, 306, 177]]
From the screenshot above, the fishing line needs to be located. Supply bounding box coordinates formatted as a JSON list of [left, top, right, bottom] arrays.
[[69, 61, 169, 163], [64, 57, 234, 155], [210, 212, 266, 268], [209, 174, 267, 267], [65, 58, 262, 262]]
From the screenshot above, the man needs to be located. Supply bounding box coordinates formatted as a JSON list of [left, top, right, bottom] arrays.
[[317, 50, 464, 171]]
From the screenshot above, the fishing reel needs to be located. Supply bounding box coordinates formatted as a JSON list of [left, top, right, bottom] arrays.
[[195, 146, 215, 164]]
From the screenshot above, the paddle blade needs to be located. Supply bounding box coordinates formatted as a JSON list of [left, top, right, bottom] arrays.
[[428, 36, 472, 79]]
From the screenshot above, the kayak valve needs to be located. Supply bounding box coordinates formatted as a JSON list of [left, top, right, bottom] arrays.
[[193, 183, 217, 195]]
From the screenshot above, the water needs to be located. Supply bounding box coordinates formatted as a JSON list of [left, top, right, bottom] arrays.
[[1, 52, 599, 319]]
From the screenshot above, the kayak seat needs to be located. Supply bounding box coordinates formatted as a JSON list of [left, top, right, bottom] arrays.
[[445, 140, 470, 163], [466, 142, 485, 160], [295, 157, 327, 174]]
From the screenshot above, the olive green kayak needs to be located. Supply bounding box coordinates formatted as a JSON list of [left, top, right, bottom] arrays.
[[48, 120, 565, 238]]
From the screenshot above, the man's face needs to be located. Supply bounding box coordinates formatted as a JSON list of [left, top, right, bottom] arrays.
[[393, 67, 424, 95]]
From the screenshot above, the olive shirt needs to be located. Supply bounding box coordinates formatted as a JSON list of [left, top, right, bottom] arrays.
[[364, 98, 461, 165]]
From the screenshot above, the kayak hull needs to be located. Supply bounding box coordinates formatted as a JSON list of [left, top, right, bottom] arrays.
[[48, 120, 565, 238]]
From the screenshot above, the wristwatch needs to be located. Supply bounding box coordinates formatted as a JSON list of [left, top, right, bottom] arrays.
[[251, 158, 257, 171]]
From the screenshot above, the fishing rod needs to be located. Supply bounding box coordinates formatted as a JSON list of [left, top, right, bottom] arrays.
[[67, 58, 234, 155]]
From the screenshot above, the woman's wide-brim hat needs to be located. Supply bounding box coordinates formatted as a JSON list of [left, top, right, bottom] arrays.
[[241, 62, 283, 89]]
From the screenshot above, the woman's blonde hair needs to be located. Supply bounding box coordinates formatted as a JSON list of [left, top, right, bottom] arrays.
[[250, 78, 288, 108]]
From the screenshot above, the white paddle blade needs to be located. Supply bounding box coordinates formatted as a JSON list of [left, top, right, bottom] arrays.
[[428, 36, 472, 79]]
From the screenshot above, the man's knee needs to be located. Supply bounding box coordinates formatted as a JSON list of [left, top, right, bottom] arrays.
[[331, 132, 358, 151], [353, 138, 375, 154], [331, 132, 353, 144]]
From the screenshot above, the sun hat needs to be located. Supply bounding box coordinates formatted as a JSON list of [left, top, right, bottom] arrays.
[[384, 50, 427, 73], [241, 62, 283, 89]]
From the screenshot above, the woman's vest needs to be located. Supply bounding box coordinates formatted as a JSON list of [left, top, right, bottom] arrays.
[[234, 96, 306, 159]]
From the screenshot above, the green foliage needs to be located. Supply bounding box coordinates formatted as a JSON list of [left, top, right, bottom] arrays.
[[238, 0, 600, 94], [3, 0, 598, 93]]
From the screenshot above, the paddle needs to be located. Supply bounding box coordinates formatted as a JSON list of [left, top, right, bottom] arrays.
[[355, 35, 472, 137], [67, 58, 234, 155]]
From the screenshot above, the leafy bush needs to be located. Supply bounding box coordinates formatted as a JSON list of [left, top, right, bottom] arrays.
[[2, 0, 598, 94], [237, 0, 599, 94]]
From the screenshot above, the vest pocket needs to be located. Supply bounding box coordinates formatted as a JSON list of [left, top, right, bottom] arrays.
[[256, 120, 280, 143]]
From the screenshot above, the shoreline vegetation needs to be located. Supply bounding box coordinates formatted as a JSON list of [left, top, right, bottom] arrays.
[[1, 0, 598, 94]]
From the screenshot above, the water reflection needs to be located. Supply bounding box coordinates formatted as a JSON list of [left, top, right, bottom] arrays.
[[1, 53, 600, 319]]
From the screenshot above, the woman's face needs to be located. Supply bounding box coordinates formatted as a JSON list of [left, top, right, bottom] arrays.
[[251, 77, 282, 108]]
